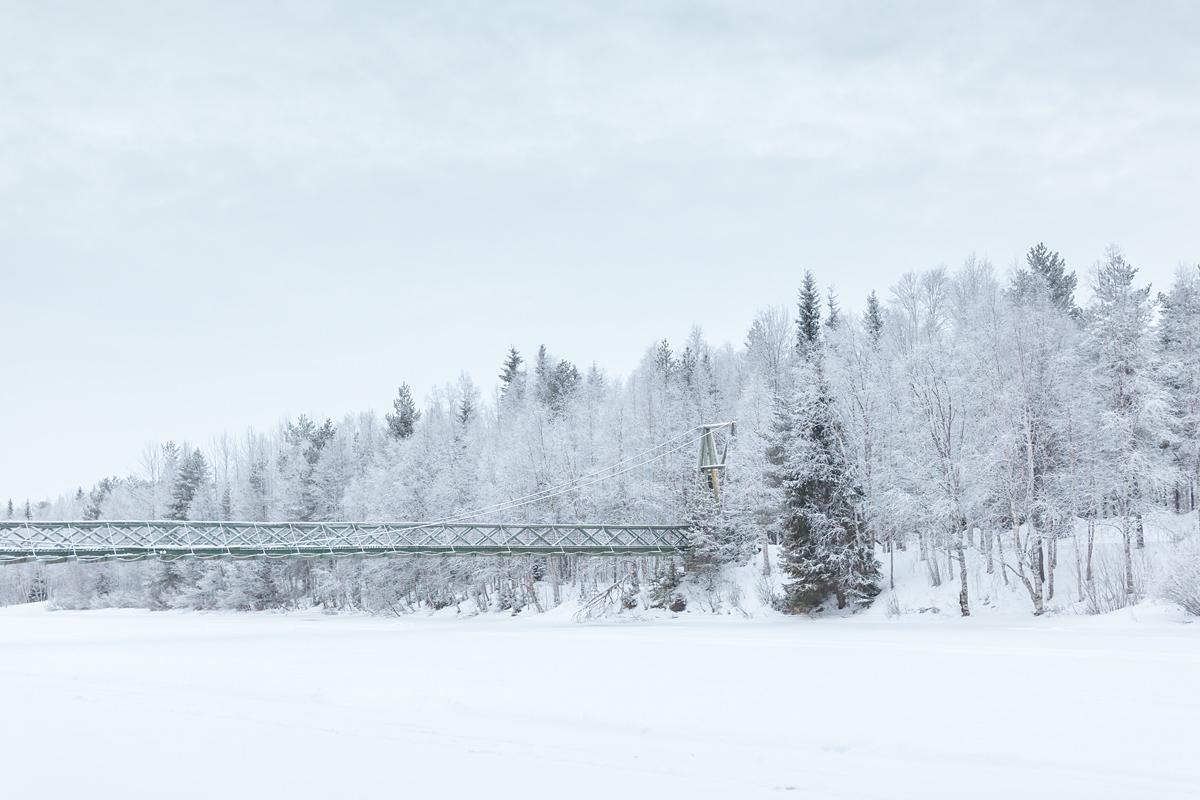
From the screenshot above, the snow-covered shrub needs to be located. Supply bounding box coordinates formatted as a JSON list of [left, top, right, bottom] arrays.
[[1158, 539, 1200, 616], [1084, 547, 1144, 615], [649, 561, 684, 610]]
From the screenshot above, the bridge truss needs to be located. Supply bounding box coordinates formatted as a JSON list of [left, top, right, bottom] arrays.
[[0, 520, 690, 564]]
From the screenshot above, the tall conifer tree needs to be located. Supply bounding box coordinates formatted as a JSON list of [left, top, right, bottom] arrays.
[[385, 384, 420, 440]]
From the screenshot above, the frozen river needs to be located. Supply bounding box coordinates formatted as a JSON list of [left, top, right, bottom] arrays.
[[2, 603, 1197, 799]]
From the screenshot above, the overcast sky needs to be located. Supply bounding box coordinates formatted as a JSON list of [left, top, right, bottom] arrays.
[[2, 1, 1198, 503]]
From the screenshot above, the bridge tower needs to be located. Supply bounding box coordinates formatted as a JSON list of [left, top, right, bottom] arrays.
[[698, 421, 735, 505]]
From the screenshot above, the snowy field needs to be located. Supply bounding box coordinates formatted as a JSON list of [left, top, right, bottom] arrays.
[[3, 603, 1198, 799]]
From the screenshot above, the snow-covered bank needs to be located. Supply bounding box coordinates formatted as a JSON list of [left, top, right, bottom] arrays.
[[868, 510, 1200, 619], [3, 509, 1198, 621], [2, 603, 1197, 799]]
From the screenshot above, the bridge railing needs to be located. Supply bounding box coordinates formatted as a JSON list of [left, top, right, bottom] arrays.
[[0, 521, 691, 563]]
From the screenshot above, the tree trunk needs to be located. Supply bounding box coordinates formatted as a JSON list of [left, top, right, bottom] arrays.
[[1086, 517, 1095, 585], [1011, 507, 1043, 614], [1030, 529, 1044, 611], [1046, 536, 1056, 602], [1122, 518, 1135, 598], [984, 528, 994, 575], [1135, 513, 1145, 549], [1072, 531, 1083, 603], [920, 529, 941, 586], [889, 541, 895, 590], [549, 556, 561, 606], [996, 524, 1009, 586], [955, 534, 970, 617]]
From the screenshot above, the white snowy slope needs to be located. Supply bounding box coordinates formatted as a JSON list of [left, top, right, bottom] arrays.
[[2, 603, 1197, 800]]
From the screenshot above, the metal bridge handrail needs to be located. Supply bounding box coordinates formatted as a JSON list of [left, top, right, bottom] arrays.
[[0, 520, 691, 563]]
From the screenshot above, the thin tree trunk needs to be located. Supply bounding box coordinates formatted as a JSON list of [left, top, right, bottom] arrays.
[[1086, 516, 1095, 584], [1122, 517, 1135, 598], [996, 524, 1009, 586], [1010, 504, 1043, 614], [920, 529, 941, 586], [955, 534, 970, 617], [549, 556, 561, 606], [889, 539, 895, 590], [1046, 536, 1056, 602], [1030, 528, 1044, 611], [984, 528, 994, 575], [1072, 531, 1083, 602]]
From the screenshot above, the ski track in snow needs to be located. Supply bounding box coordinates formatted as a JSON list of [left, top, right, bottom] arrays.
[[2, 605, 1198, 799]]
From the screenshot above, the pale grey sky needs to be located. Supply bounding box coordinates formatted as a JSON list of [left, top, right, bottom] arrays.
[[2, 1, 1198, 502]]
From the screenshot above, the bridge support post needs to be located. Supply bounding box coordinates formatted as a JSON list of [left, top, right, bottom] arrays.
[[698, 422, 735, 505]]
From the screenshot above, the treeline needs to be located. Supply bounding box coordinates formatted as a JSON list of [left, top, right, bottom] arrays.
[[4, 244, 1199, 617]]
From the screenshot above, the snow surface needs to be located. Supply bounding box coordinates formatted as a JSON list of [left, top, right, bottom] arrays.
[[3, 602, 1198, 799]]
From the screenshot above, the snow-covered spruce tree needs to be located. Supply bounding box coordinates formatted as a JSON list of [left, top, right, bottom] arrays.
[[147, 558, 184, 610], [385, 383, 420, 440], [648, 559, 685, 611], [681, 476, 733, 594], [277, 415, 336, 522], [1157, 266, 1200, 515], [1084, 247, 1175, 597], [498, 346, 526, 409], [773, 272, 879, 613], [1015, 242, 1079, 318], [166, 447, 209, 521]]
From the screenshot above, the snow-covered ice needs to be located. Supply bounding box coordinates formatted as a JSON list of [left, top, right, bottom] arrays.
[[3, 603, 1197, 799]]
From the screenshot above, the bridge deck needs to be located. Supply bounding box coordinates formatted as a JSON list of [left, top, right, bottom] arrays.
[[0, 521, 690, 563]]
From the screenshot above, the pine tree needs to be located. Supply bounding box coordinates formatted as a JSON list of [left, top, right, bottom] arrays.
[[84, 477, 116, 521], [775, 278, 879, 611], [1157, 265, 1200, 512], [1085, 246, 1173, 593], [167, 449, 209, 520], [534, 345, 552, 406], [385, 384, 420, 440], [653, 339, 675, 386], [23, 499, 32, 520], [825, 287, 841, 329], [548, 360, 581, 416], [863, 291, 884, 344], [458, 389, 476, 427], [796, 271, 821, 354], [1026, 242, 1078, 316], [280, 416, 337, 521], [5, 499, 11, 519], [649, 560, 685, 612], [682, 477, 735, 590], [247, 561, 283, 609], [498, 347, 525, 402], [678, 345, 697, 387], [147, 561, 184, 609]]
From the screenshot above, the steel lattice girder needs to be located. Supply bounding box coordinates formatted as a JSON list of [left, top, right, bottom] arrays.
[[0, 521, 691, 563]]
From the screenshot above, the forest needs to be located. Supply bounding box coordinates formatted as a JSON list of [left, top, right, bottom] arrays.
[[4, 244, 1199, 619]]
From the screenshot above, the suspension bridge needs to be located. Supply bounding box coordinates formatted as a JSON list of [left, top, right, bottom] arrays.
[[0, 422, 734, 565]]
